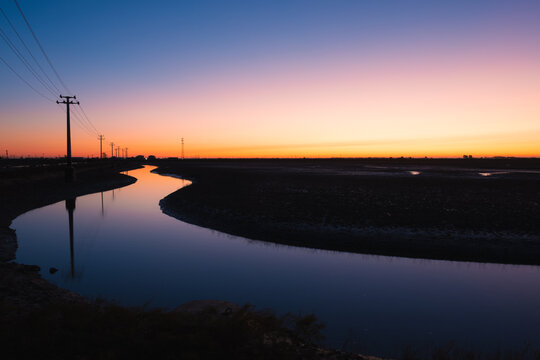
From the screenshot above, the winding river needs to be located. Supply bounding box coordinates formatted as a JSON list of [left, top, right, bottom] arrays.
[[13, 166, 540, 356]]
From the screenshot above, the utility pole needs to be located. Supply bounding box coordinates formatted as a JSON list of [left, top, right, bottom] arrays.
[[116, 146, 120, 158], [5, 150, 7, 159], [57, 95, 79, 182], [110, 142, 114, 158], [125, 147, 128, 159], [181, 137, 184, 160], [98, 135, 105, 159]]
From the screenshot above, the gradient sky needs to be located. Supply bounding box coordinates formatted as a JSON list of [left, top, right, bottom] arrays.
[[1, 0, 539, 158]]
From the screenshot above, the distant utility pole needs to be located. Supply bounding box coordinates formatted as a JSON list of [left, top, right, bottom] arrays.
[[110, 142, 114, 158], [181, 137, 184, 160], [98, 135, 105, 159], [125, 147, 128, 159], [57, 95, 79, 182], [5, 150, 7, 159], [116, 146, 120, 158]]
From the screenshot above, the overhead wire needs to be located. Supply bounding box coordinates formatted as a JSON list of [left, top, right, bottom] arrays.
[[4, 0, 106, 142], [54, 103, 96, 137], [72, 111, 98, 136], [13, 0, 72, 94], [0, 25, 59, 97], [0, 6, 61, 94], [76, 104, 99, 134], [71, 105, 99, 136], [0, 31, 98, 136], [0, 55, 55, 102]]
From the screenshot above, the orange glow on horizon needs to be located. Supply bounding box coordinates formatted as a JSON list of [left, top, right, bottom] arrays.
[[2, 42, 539, 159]]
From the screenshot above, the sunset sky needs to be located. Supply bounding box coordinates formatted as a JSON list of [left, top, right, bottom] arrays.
[[1, 0, 539, 158]]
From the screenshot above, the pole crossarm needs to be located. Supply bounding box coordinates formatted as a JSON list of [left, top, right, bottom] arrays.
[[56, 94, 79, 105]]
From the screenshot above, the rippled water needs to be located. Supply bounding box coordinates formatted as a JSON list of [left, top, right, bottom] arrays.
[[13, 166, 540, 356]]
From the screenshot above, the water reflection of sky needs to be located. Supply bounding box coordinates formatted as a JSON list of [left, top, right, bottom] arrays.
[[13, 166, 540, 357]]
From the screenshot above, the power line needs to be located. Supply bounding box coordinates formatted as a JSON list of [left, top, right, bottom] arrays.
[[14, 2, 101, 136], [71, 104, 99, 136], [1, 50, 94, 136], [0, 55, 55, 101], [0, 6, 61, 94], [14, 0, 72, 94], [70, 108, 97, 136], [5, 1, 104, 142], [0, 25, 58, 97], [55, 102, 95, 137], [70, 105, 98, 136], [77, 103, 99, 134]]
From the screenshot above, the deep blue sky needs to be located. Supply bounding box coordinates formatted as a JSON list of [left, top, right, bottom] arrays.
[[4, 0, 536, 98]]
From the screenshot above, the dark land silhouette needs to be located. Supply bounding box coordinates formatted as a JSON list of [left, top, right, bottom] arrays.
[[153, 157, 540, 265]]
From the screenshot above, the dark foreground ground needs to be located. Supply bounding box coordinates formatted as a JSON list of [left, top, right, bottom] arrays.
[[154, 158, 540, 265], [0, 159, 365, 360], [3, 158, 540, 359]]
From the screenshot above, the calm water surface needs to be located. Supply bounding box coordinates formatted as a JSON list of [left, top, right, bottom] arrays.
[[13, 166, 540, 356]]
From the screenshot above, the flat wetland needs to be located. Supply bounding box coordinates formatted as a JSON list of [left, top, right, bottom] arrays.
[[2, 157, 540, 358], [155, 157, 540, 265]]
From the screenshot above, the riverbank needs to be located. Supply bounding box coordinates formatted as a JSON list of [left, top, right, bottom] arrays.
[[0, 160, 368, 359], [1, 161, 141, 307], [154, 158, 540, 265], [0, 161, 140, 262]]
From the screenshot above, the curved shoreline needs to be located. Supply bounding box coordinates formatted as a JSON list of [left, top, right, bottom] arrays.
[[1, 165, 140, 263], [154, 159, 540, 265], [0, 161, 370, 359], [159, 192, 540, 265], [0, 163, 141, 306]]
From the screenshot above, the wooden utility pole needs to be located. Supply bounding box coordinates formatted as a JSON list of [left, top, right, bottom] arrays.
[[57, 95, 79, 182], [98, 135, 105, 159], [110, 142, 114, 158]]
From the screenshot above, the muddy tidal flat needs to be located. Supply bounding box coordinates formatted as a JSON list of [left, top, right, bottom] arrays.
[[155, 158, 540, 265]]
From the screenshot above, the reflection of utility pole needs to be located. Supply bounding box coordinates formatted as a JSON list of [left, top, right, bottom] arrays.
[[65, 198, 76, 279], [98, 135, 105, 159], [57, 95, 79, 182], [100, 191, 104, 217]]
